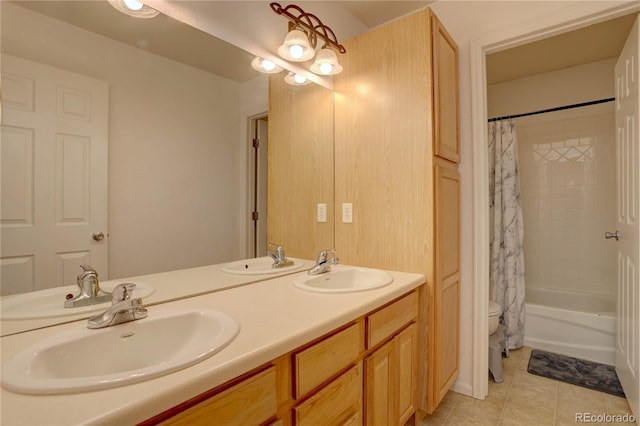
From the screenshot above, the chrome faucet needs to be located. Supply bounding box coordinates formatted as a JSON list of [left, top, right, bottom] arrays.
[[64, 264, 111, 308], [308, 249, 339, 275], [268, 243, 294, 268], [87, 283, 147, 329]]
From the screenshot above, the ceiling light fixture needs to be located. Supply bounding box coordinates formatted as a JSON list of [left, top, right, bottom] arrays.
[[108, 0, 159, 18], [251, 57, 284, 74], [270, 2, 346, 83], [310, 47, 343, 76], [277, 28, 315, 62]]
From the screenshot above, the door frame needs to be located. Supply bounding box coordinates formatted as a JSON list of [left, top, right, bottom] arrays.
[[468, 2, 640, 399], [244, 111, 269, 258]]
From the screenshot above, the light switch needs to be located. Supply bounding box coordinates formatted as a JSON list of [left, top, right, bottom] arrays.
[[342, 203, 353, 223], [317, 203, 327, 223]]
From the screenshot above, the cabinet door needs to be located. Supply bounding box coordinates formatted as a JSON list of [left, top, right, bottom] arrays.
[[431, 11, 459, 163], [364, 340, 395, 426], [430, 159, 460, 410], [396, 323, 418, 425]]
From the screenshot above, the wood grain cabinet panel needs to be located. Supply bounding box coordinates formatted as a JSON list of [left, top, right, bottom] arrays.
[[160, 367, 277, 426], [396, 323, 418, 425], [432, 158, 461, 407], [293, 322, 362, 398], [366, 291, 418, 349], [293, 364, 362, 426], [432, 12, 459, 163], [364, 340, 394, 426], [333, 7, 460, 414], [364, 323, 418, 426]]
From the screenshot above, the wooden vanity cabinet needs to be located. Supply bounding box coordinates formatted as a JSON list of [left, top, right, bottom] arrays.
[[157, 366, 278, 426], [364, 292, 419, 426], [332, 7, 460, 414], [147, 290, 419, 426]]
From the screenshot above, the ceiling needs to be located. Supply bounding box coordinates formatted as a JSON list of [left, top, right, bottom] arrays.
[[10, 1, 432, 83], [487, 13, 637, 84], [11, 1, 636, 85]]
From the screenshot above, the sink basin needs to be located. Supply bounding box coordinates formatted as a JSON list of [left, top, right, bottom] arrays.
[[221, 256, 304, 275], [293, 266, 393, 293], [1, 308, 240, 394], [1, 281, 155, 320]]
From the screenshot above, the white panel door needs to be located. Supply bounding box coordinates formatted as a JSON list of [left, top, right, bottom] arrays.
[[1, 54, 108, 295], [615, 15, 640, 419]]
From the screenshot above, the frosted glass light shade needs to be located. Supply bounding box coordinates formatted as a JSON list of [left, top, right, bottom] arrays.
[[251, 57, 284, 74], [284, 72, 311, 86], [108, 0, 159, 18], [309, 48, 343, 75], [277, 29, 315, 62]]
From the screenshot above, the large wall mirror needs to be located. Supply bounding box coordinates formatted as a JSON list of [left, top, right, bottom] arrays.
[[0, 0, 335, 334]]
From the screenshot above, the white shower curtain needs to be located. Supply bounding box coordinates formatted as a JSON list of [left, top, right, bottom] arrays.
[[488, 120, 526, 350]]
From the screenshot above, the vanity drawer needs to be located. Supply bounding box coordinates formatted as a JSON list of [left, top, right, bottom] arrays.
[[161, 366, 277, 426], [293, 363, 362, 426], [366, 290, 419, 348], [293, 322, 362, 398]]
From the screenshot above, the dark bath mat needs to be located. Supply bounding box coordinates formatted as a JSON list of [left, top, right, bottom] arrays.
[[527, 349, 625, 398]]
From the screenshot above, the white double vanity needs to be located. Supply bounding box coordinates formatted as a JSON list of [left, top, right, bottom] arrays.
[[1, 259, 424, 425]]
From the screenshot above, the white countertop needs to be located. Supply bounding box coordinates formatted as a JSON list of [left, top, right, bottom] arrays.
[[1, 257, 315, 336], [0, 265, 424, 425]]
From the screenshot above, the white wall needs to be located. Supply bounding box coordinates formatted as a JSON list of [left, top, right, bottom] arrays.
[[429, 0, 636, 397], [1, 3, 267, 279], [489, 60, 616, 298]]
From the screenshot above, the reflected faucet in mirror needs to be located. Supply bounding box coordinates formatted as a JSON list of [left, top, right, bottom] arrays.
[[267, 243, 294, 269], [87, 283, 147, 329], [64, 265, 111, 309]]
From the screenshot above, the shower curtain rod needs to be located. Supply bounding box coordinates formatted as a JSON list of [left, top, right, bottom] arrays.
[[487, 97, 615, 122]]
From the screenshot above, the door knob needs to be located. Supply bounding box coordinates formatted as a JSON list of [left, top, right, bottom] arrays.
[[92, 232, 105, 241], [604, 231, 620, 241]]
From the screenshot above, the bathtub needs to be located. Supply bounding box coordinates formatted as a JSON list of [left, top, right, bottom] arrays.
[[524, 287, 616, 365]]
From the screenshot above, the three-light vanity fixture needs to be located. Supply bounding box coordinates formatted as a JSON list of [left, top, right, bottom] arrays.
[[252, 2, 346, 85]]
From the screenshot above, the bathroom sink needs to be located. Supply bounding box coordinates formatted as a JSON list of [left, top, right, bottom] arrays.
[[0, 281, 155, 320], [221, 256, 304, 275], [293, 265, 393, 293], [1, 308, 240, 394]]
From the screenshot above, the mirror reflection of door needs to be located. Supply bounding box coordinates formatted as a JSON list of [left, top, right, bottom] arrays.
[[1, 54, 109, 295], [250, 115, 268, 258]]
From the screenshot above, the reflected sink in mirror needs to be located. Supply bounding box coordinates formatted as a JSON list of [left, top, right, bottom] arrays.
[[221, 256, 305, 275], [293, 265, 393, 293], [1, 281, 155, 320], [1, 308, 240, 394]]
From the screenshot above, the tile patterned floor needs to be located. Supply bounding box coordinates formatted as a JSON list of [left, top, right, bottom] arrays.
[[419, 347, 635, 426]]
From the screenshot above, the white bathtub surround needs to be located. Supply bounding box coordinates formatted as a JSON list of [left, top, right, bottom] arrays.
[[517, 106, 616, 297], [524, 287, 615, 365], [489, 120, 526, 350]]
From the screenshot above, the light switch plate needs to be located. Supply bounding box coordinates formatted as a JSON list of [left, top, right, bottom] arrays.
[[342, 203, 353, 223], [317, 203, 327, 223]]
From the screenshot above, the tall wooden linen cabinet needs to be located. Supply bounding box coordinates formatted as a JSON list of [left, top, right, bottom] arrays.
[[333, 8, 460, 416], [269, 6, 459, 418]]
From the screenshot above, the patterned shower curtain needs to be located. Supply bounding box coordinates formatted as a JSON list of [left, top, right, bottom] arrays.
[[488, 120, 526, 350]]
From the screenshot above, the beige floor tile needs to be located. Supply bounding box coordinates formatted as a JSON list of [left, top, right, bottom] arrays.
[[430, 346, 633, 426], [604, 393, 633, 416], [556, 382, 607, 407], [444, 394, 504, 426], [420, 391, 461, 425], [499, 401, 555, 425], [488, 373, 514, 401]]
